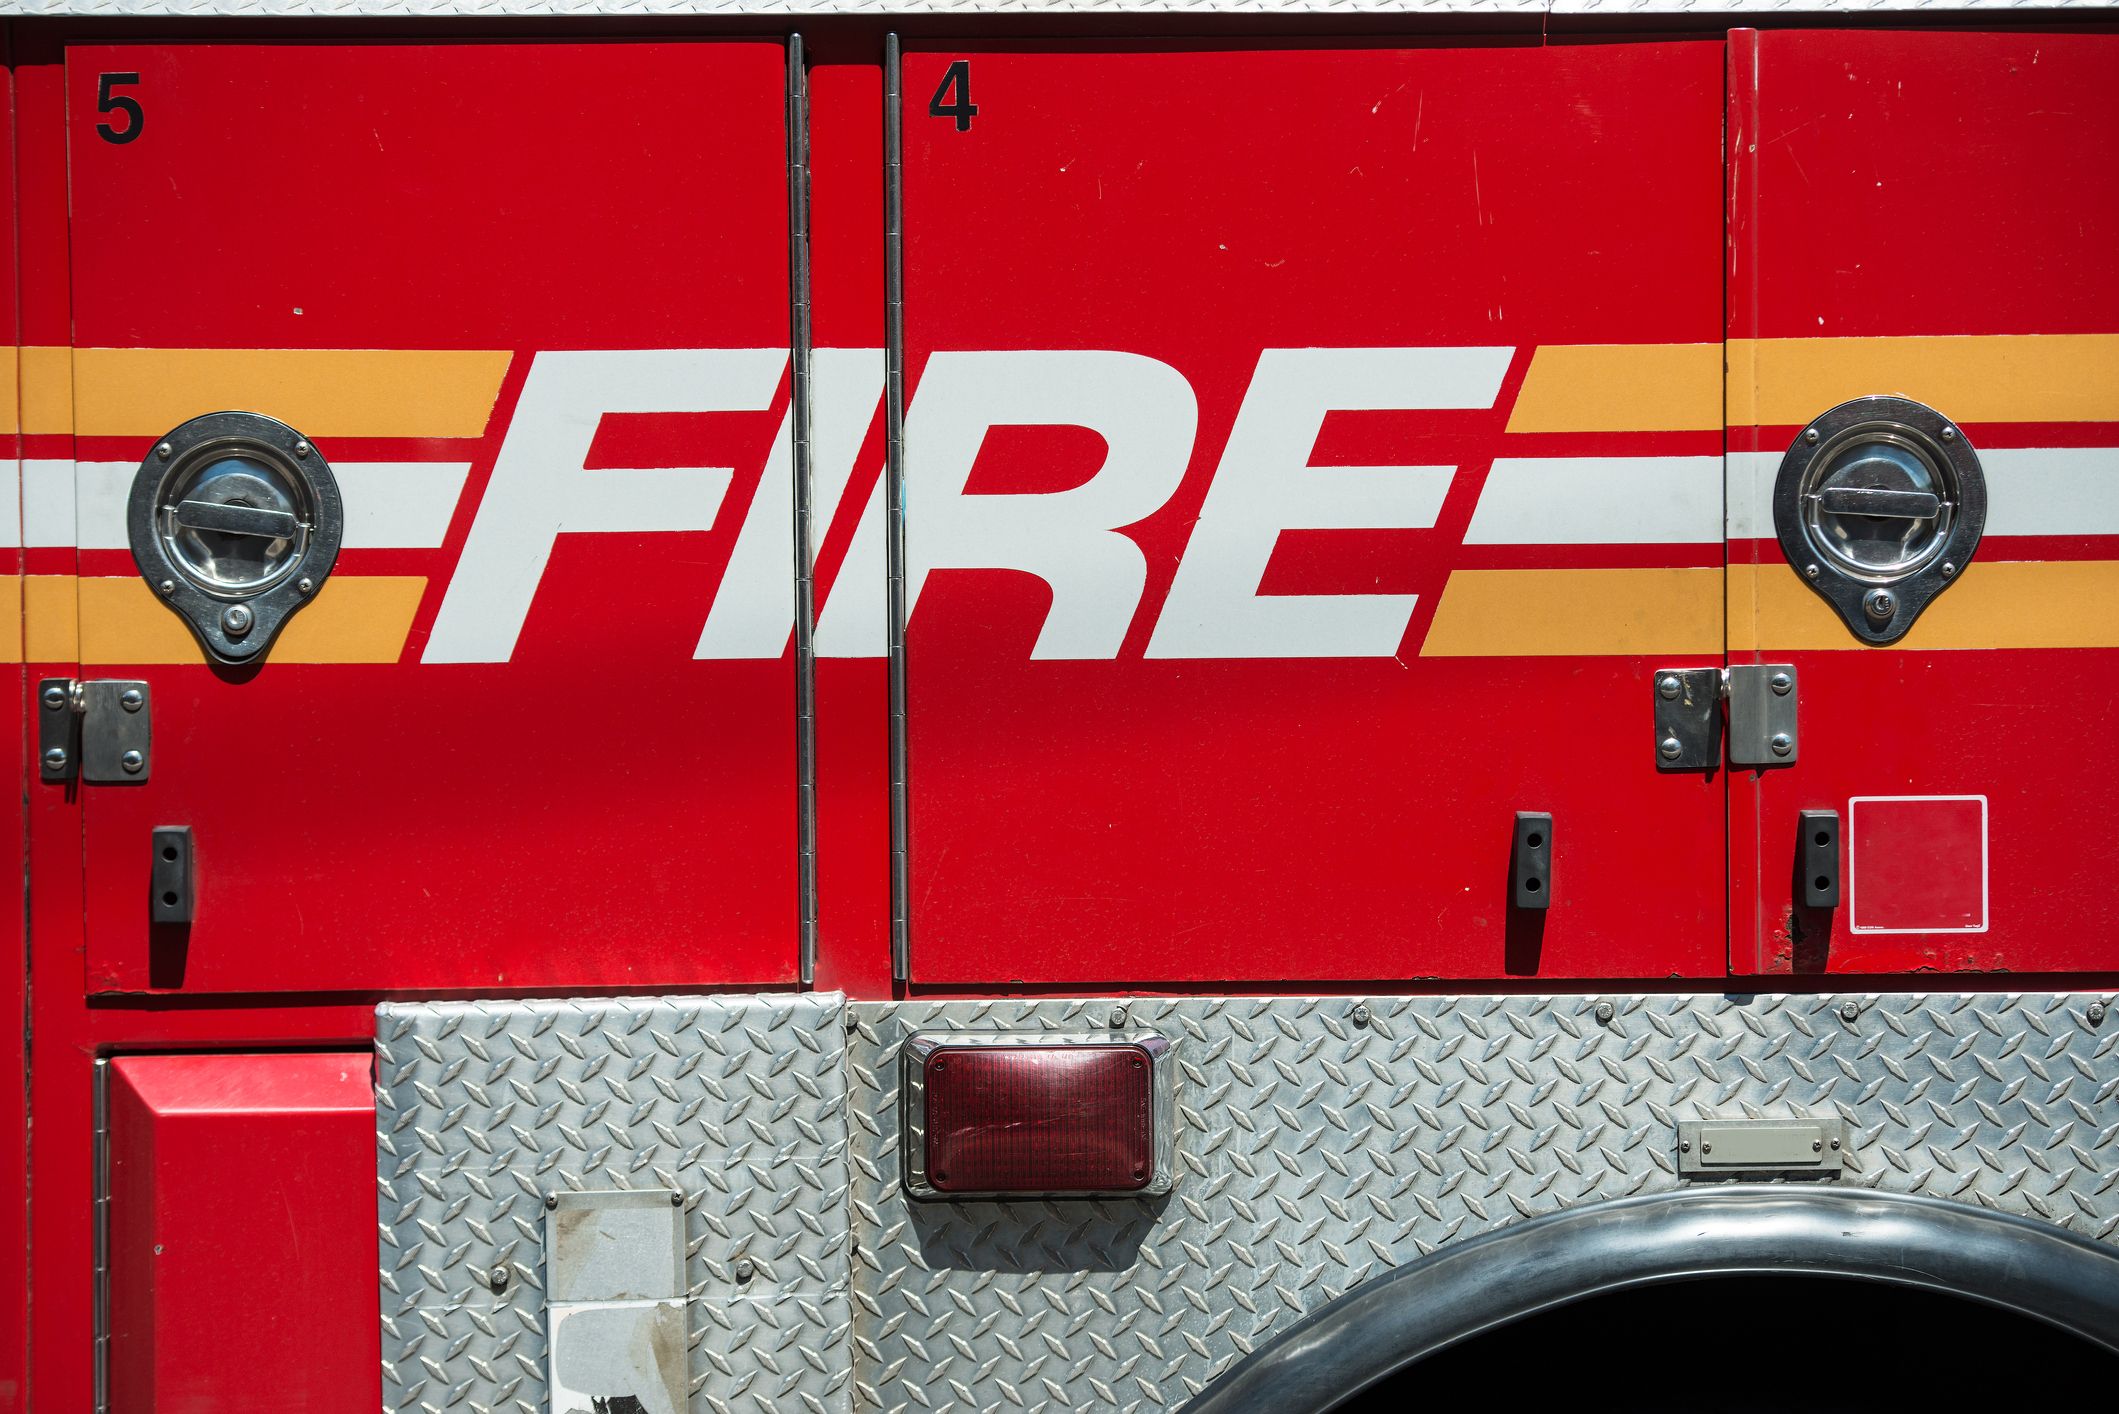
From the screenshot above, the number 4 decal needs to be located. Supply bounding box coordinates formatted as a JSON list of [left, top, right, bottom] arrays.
[[929, 60, 977, 133]]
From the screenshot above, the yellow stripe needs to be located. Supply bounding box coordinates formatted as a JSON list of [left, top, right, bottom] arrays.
[[1728, 335, 2119, 428], [1507, 343, 1722, 433], [24, 575, 425, 664], [1420, 568, 1723, 657], [1732, 560, 2119, 651], [61, 348, 511, 439], [0, 347, 16, 436], [19, 346, 74, 437], [0, 577, 20, 662]]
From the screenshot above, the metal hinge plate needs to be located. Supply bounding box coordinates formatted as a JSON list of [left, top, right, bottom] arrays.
[[1653, 665, 1797, 770], [38, 679, 151, 784]]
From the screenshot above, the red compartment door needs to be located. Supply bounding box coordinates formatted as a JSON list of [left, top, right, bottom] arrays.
[[64, 43, 798, 993], [1728, 29, 2119, 974], [882, 41, 1728, 983]]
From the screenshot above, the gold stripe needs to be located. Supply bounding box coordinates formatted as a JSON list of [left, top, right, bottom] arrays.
[[0, 577, 20, 662], [19, 346, 74, 437], [1731, 560, 2119, 651], [0, 347, 17, 436], [1728, 335, 2119, 427], [24, 575, 425, 664], [1507, 343, 1722, 433], [1420, 568, 1723, 657], [63, 348, 511, 439]]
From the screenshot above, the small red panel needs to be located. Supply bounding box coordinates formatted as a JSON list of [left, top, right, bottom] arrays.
[[107, 1053, 379, 1414], [1848, 796, 1988, 935], [925, 1045, 1152, 1193]]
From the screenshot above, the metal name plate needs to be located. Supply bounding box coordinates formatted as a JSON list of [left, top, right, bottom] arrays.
[[1678, 1117, 1846, 1176]]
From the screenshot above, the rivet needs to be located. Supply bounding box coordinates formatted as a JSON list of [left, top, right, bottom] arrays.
[[41, 685, 65, 710], [1656, 674, 1682, 700], [1804, 428, 1820, 445], [120, 749, 145, 775], [1658, 736, 1682, 762], [157, 443, 173, 461], [42, 747, 67, 772], [1841, 1000, 1860, 1023], [120, 688, 144, 713], [1769, 671, 1792, 696], [1769, 733, 1793, 757], [1351, 1003, 1371, 1028], [1594, 1001, 1615, 1025]]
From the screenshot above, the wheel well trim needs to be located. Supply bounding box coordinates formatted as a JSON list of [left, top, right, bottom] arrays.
[[1185, 1185, 2119, 1413]]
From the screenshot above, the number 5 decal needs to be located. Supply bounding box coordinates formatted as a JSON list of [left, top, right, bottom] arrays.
[[929, 60, 977, 133], [96, 72, 145, 145]]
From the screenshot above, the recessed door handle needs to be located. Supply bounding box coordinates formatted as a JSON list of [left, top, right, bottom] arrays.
[[1811, 487, 1942, 519], [172, 498, 302, 539]]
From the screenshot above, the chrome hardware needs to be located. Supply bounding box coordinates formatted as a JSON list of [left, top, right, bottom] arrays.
[[128, 411, 343, 664], [1774, 396, 1986, 644], [39, 679, 151, 784], [1653, 665, 1796, 769]]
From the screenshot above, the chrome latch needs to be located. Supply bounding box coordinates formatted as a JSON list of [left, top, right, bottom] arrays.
[[1654, 665, 1796, 771], [38, 678, 151, 784]]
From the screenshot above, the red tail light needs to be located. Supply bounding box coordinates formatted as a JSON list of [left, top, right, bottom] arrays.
[[904, 1033, 1174, 1198]]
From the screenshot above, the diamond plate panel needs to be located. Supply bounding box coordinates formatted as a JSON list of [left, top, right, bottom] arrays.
[[849, 993, 2119, 1414], [376, 993, 854, 1414]]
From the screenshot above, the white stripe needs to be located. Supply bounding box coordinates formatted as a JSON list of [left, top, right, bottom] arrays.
[[1466, 456, 1721, 545], [0, 460, 18, 548], [1729, 446, 2119, 541], [29, 459, 472, 550]]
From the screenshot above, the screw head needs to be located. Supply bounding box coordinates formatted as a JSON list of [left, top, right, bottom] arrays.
[[41, 685, 66, 710], [1769, 732, 1793, 757], [41, 747, 67, 772], [120, 688, 144, 712], [1656, 674, 1682, 700], [1351, 1003, 1371, 1028], [120, 749, 145, 774], [1863, 587, 1896, 621], [158, 579, 177, 597], [1680, 1139, 1691, 1153], [1594, 1001, 1615, 1025], [544, 1194, 558, 1210], [1941, 562, 1957, 578], [1939, 426, 1956, 442], [1701, 1142, 1712, 1155], [156, 443, 173, 461], [221, 604, 254, 637], [1831, 1136, 1842, 1151], [1804, 563, 1821, 580], [1841, 1000, 1861, 1023], [670, 1191, 684, 1207], [2089, 1001, 2107, 1026], [1769, 671, 1792, 696], [1658, 736, 1683, 762], [1107, 1005, 1128, 1029], [489, 1265, 509, 1291], [1804, 428, 1820, 445], [297, 576, 315, 596], [733, 1257, 755, 1283], [1812, 1139, 1823, 1153], [294, 441, 311, 459]]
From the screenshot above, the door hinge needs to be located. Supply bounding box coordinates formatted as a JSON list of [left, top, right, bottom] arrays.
[[1654, 665, 1796, 771], [39, 679, 152, 784]]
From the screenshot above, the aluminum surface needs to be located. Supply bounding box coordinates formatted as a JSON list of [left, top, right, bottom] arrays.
[[848, 993, 2118, 1414], [375, 993, 853, 1414]]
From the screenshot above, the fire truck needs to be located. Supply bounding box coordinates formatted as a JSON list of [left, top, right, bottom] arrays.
[[3, 4, 2117, 1410]]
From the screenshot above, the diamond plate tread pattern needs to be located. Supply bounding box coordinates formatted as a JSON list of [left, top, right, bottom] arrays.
[[849, 993, 2119, 1414], [376, 993, 854, 1414]]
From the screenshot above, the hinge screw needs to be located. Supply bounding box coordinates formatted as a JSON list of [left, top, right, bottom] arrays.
[[1841, 1000, 1861, 1023], [1351, 1003, 1371, 1028], [42, 747, 67, 772], [1594, 1001, 1615, 1025], [1769, 733, 1793, 757], [2088, 1001, 2107, 1027], [120, 688, 144, 713], [1656, 674, 1682, 700], [1769, 672, 1792, 695], [120, 750, 145, 775], [1658, 736, 1683, 762], [41, 685, 66, 710]]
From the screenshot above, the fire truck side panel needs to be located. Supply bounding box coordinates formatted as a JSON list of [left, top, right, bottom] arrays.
[[61, 41, 802, 994], [893, 40, 1728, 984], [1728, 28, 2119, 975], [0, 50, 25, 1414]]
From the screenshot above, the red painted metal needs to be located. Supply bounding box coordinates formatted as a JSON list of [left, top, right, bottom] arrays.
[[105, 1052, 380, 1414], [0, 46, 24, 1414], [1727, 28, 2119, 975], [65, 41, 799, 995], [893, 41, 1726, 984]]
